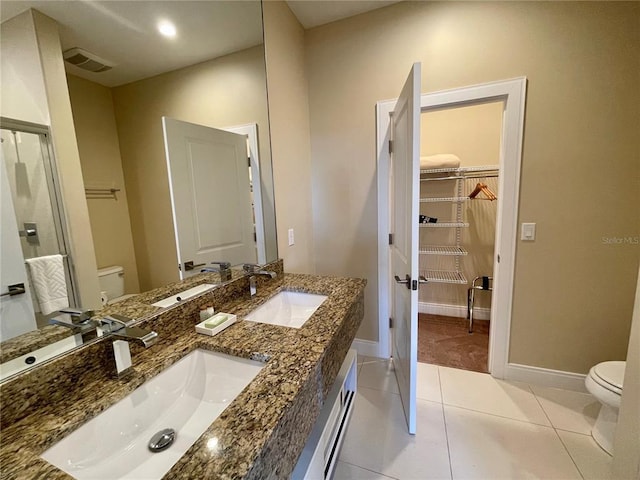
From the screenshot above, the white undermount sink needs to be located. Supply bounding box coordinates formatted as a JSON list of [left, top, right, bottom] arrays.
[[0, 334, 83, 381], [41, 349, 263, 480], [245, 291, 328, 329], [151, 283, 216, 308]]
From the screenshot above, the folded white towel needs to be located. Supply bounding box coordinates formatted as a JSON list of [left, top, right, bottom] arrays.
[[25, 254, 68, 315], [420, 154, 461, 170]]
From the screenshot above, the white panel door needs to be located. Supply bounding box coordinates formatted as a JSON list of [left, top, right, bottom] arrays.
[[0, 150, 37, 341], [390, 63, 421, 434], [162, 118, 257, 277]]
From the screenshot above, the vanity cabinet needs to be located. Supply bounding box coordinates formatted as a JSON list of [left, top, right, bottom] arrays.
[[293, 349, 357, 480]]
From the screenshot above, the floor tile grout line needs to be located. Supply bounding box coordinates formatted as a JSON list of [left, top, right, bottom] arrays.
[[441, 403, 455, 480], [359, 384, 401, 397], [529, 382, 556, 427], [441, 402, 556, 428], [338, 460, 400, 480], [437, 365, 444, 404], [359, 384, 449, 409], [554, 426, 587, 480], [529, 383, 586, 479]]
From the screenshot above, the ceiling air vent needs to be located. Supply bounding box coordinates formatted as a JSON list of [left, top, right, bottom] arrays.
[[63, 47, 114, 73]]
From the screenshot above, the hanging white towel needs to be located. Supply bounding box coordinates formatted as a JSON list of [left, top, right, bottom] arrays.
[[25, 254, 68, 315], [420, 154, 461, 170]]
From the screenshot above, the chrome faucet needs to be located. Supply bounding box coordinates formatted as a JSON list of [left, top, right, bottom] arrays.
[[97, 314, 158, 377], [243, 263, 277, 296], [242, 263, 277, 278], [98, 314, 158, 347], [201, 261, 232, 281], [49, 308, 95, 332]]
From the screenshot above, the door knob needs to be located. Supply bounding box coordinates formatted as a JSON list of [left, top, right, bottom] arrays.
[[0, 283, 26, 297], [183, 260, 206, 271], [394, 274, 411, 289]]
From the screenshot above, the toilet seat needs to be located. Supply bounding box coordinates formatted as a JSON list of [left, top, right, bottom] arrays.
[[591, 361, 625, 395]]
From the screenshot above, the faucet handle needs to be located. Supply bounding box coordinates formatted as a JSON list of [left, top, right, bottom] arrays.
[[242, 263, 260, 273], [57, 308, 95, 324], [97, 314, 131, 333], [211, 261, 231, 270]]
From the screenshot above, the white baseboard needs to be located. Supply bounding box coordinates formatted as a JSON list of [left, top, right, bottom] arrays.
[[418, 301, 491, 321], [351, 342, 588, 392], [351, 338, 382, 359], [504, 363, 588, 393]]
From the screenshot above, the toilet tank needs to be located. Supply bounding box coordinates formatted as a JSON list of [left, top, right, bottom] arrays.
[[97, 266, 125, 303]]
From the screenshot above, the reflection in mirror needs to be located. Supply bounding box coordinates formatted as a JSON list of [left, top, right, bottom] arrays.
[[163, 118, 268, 278], [0, 121, 78, 339], [0, 0, 275, 381]]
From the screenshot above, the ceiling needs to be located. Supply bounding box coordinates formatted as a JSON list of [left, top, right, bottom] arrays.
[[0, 1, 263, 87], [286, 0, 400, 29], [0, 0, 399, 87]]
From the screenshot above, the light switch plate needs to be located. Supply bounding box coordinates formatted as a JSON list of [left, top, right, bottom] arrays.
[[288, 228, 295, 246], [521, 223, 536, 241]]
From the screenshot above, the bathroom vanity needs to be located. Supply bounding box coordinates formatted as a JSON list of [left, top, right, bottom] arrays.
[[0, 262, 366, 479]]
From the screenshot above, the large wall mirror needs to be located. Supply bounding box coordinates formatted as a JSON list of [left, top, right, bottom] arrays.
[[0, 0, 276, 381]]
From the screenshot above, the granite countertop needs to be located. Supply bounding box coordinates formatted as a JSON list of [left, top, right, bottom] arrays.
[[0, 272, 366, 480]]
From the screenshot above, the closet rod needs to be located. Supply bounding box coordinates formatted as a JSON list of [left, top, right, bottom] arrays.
[[421, 172, 498, 182]]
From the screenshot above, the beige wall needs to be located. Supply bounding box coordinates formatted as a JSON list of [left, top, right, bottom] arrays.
[[0, 11, 48, 125], [612, 267, 640, 479], [420, 103, 502, 309], [263, 1, 315, 274], [33, 11, 102, 310], [67, 75, 140, 296], [1, 10, 101, 310], [111, 45, 273, 291], [302, 1, 640, 371]]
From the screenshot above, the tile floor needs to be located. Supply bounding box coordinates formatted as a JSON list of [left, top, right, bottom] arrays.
[[336, 356, 612, 480]]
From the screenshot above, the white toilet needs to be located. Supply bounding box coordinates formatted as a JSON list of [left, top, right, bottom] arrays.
[[97, 265, 137, 305], [584, 360, 625, 455]]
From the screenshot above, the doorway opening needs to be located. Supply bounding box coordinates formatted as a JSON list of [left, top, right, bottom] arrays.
[[377, 77, 527, 381], [418, 100, 504, 373]]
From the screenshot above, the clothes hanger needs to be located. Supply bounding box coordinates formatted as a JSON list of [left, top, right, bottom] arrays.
[[468, 182, 497, 201]]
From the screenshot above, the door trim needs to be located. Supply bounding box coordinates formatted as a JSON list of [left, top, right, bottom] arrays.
[[223, 123, 266, 265], [376, 77, 527, 379]]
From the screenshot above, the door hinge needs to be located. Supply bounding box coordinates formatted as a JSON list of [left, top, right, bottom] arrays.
[[389, 317, 393, 328], [388, 140, 393, 154], [388, 233, 394, 245], [497, 254, 501, 263], [248, 157, 251, 167], [412, 279, 418, 291]]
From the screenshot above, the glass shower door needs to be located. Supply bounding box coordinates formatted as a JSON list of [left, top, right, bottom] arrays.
[[0, 119, 77, 335]]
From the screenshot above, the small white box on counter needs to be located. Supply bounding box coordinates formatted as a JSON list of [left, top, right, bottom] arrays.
[[195, 312, 237, 336]]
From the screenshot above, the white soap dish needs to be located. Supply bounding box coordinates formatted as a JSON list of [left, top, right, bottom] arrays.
[[195, 312, 237, 336]]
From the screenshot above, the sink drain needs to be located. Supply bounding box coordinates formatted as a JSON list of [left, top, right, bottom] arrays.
[[148, 428, 176, 452]]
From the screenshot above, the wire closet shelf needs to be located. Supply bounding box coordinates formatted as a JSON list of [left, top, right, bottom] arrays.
[[418, 164, 498, 285]]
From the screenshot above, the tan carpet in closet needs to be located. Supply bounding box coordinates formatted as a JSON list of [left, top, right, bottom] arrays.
[[418, 313, 489, 373]]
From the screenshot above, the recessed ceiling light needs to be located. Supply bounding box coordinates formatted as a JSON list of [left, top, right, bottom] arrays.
[[157, 20, 176, 38]]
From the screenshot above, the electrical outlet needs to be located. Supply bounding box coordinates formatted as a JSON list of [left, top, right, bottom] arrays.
[[288, 228, 295, 246]]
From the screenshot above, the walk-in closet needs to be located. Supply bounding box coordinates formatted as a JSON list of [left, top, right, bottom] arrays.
[[418, 100, 503, 373]]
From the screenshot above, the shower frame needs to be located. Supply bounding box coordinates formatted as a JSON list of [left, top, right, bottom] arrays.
[[0, 116, 79, 311]]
